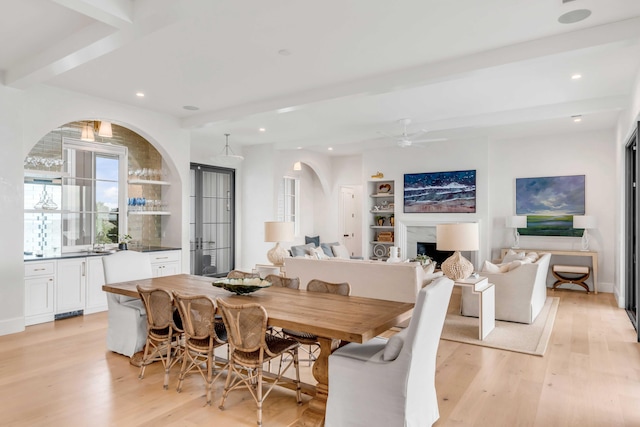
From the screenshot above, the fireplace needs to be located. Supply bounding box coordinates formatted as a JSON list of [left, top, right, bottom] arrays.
[[416, 242, 453, 269]]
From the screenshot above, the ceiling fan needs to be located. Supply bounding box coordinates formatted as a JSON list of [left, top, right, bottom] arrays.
[[378, 118, 447, 148]]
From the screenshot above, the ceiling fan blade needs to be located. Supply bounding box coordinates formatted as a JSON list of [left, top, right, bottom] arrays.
[[411, 137, 448, 143]]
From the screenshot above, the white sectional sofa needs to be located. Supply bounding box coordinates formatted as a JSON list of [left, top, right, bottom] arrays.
[[461, 252, 551, 324], [284, 257, 441, 303]]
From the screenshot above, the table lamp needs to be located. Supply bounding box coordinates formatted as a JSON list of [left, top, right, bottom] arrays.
[[436, 223, 479, 280], [573, 215, 596, 251], [264, 221, 294, 266], [506, 216, 527, 249]]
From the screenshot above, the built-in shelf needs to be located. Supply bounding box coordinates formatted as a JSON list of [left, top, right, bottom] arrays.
[[370, 193, 394, 198], [370, 209, 394, 213], [128, 211, 171, 216], [371, 241, 394, 245], [127, 179, 171, 186], [371, 225, 394, 229], [24, 209, 67, 214], [24, 170, 69, 179]]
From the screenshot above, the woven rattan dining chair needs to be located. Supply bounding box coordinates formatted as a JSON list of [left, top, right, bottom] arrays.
[[173, 292, 228, 405], [136, 286, 183, 390], [264, 274, 300, 289], [282, 279, 351, 365], [227, 270, 260, 279], [216, 298, 302, 427]]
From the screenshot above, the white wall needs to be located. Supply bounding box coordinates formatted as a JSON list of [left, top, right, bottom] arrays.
[[0, 86, 27, 335], [488, 130, 616, 293], [0, 85, 190, 336]]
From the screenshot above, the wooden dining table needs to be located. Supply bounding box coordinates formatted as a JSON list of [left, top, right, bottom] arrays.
[[103, 273, 414, 426]]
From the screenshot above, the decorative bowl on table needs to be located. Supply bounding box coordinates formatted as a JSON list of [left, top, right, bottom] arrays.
[[212, 277, 272, 295]]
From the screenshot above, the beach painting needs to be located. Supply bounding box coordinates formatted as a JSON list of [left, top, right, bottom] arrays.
[[404, 170, 476, 213], [516, 175, 585, 237]]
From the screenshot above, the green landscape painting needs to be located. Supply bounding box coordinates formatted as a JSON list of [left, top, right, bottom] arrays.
[[515, 175, 585, 237]]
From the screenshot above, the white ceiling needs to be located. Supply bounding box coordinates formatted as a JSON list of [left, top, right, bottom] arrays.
[[3, 0, 640, 155]]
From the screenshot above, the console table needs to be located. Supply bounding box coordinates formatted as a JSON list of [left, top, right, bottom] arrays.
[[455, 276, 495, 340], [501, 248, 599, 294]]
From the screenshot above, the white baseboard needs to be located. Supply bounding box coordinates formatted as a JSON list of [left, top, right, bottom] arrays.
[[0, 317, 25, 336]]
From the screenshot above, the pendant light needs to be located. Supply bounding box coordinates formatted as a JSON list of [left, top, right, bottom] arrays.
[[98, 121, 113, 137], [213, 133, 244, 165], [81, 122, 95, 142]]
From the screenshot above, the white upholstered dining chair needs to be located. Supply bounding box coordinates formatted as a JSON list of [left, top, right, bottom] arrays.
[[325, 276, 454, 427], [102, 251, 152, 358]]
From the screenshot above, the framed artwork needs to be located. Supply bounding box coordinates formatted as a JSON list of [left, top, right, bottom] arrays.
[[516, 174, 585, 237], [403, 170, 476, 213]]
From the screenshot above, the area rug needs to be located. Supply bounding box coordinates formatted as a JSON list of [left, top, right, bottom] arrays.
[[440, 297, 559, 356]]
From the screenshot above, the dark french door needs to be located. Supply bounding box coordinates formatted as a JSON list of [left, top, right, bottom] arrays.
[[189, 163, 235, 277], [625, 124, 639, 342]]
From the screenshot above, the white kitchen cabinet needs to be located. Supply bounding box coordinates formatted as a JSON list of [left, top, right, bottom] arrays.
[[56, 258, 86, 315], [149, 250, 181, 277], [24, 261, 56, 326], [85, 256, 107, 314]]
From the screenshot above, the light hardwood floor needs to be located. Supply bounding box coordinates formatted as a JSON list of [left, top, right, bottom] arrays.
[[1, 289, 639, 426]]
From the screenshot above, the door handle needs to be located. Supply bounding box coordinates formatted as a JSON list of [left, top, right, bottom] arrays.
[[343, 234, 349, 237]]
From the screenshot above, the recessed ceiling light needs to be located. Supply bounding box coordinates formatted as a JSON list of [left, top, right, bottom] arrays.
[[572, 115, 582, 122], [558, 9, 591, 24], [328, 147, 333, 151], [278, 49, 292, 56], [259, 128, 266, 132], [183, 105, 199, 111], [136, 92, 145, 97], [571, 74, 582, 80], [297, 146, 302, 150]]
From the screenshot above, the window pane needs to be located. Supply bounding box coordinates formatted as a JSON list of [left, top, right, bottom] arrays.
[[96, 156, 119, 181], [63, 212, 92, 246], [63, 178, 93, 212], [96, 180, 118, 212], [96, 212, 118, 243]]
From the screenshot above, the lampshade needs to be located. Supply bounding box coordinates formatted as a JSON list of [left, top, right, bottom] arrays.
[[506, 216, 527, 229], [98, 121, 113, 137], [436, 223, 479, 251], [293, 161, 302, 171], [80, 122, 95, 142], [573, 215, 596, 229]]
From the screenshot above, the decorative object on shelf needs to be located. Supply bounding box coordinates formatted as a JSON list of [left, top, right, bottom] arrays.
[[373, 244, 387, 258], [410, 254, 432, 266], [371, 171, 384, 179], [212, 133, 244, 165], [572, 215, 596, 251], [506, 216, 527, 248], [516, 175, 585, 237], [387, 246, 401, 263], [377, 231, 394, 242], [264, 221, 294, 266], [390, 214, 394, 226], [376, 216, 385, 226], [34, 185, 58, 210], [118, 234, 132, 250], [404, 170, 476, 213], [378, 183, 391, 194], [213, 277, 272, 295], [436, 223, 479, 280]]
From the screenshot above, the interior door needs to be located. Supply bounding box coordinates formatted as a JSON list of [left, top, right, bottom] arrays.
[[190, 164, 235, 277], [340, 186, 361, 257], [625, 126, 639, 341]]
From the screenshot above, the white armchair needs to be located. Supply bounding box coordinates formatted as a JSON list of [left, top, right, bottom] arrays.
[[102, 251, 152, 357], [461, 252, 551, 324], [325, 276, 454, 427]]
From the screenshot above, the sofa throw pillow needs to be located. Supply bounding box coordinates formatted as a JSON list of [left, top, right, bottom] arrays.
[[305, 235, 320, 247], [482, 260, 510, 273], [320, 242, 339, 257], [422, 261, 436, 275], [524, 252, 539, 263], [502, 249, 525, 263], [383, 328, 409, 361], [291, 243, 316, 257], [308, 246, 329, 260], [331, 244, 351, 259]]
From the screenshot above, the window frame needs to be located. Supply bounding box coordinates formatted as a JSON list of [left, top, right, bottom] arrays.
[[279, 175, 300, 236]]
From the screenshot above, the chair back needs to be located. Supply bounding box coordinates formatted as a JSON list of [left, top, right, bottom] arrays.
[[402, 276, 454, 423], [226, 270, 259, 279], [217, 299, 268, 353], [173, 293, 224, 343], [137, 286, 174, 330], [102, 251, 152, 284], [265, 275, 300, 290], [307, 279, 350, 296]]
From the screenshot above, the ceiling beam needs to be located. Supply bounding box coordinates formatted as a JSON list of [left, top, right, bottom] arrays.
[[52, 0, 133, 29], [181, 16, 640, 130]]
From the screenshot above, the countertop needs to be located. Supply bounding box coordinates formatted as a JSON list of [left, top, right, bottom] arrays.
[[24, 246, 181, 262]]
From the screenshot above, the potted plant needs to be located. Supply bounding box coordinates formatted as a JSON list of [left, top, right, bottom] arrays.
[[118, 234, 132, 250]]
